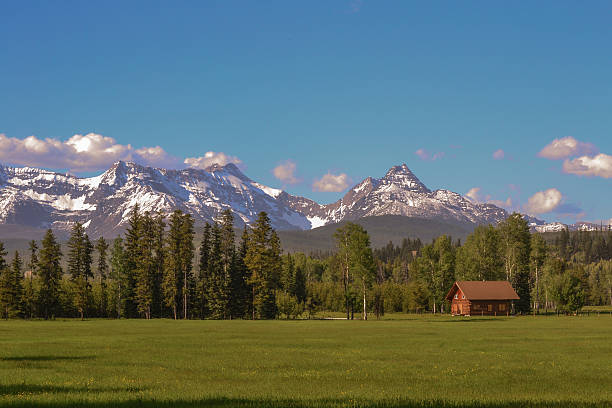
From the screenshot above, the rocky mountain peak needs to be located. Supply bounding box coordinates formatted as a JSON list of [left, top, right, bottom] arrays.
[[380, 164, 430, 193]]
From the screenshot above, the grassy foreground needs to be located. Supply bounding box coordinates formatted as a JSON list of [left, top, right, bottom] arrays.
[[0, 316, 611, 408]]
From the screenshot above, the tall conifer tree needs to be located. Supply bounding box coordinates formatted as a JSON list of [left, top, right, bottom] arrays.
[[37, 229, 62, 320], [95, 237, 109, 317], [0, 246, 23, 318], [197, 223, 212, 318]]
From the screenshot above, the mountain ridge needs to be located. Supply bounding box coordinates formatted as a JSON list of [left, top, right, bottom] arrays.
[[0, 160, 567, 239]]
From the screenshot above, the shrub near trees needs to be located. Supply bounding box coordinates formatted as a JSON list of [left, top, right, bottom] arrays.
[[0, 209, 610, 319]]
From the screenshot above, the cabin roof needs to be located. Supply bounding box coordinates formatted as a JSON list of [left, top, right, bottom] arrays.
[[445, 281, 520, 301]]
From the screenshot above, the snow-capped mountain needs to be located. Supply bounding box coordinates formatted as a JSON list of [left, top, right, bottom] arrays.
[[0, 161, 541, 238], [278, 164, 508, 227], [0, 161, 310, 236], [532, 221, 608, 233]]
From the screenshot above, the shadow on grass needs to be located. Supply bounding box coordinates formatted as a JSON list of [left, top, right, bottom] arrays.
[[0, 355, 94, 362], [437, 317, 511, 323], [1, 397, 609, 408], [0, 384, 144, 396]]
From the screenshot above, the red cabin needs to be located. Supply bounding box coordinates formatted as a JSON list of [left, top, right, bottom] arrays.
[[446, 281, 519, 316]]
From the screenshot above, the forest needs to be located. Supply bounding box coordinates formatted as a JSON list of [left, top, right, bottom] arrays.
[[0, 207, 610, 320]]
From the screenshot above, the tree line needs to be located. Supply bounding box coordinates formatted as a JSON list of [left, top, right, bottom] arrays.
[[0, 206, 287, 319], [0, 209, 610, 319]]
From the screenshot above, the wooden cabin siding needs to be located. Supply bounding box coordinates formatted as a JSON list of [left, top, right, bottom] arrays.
[[446, 281, 519, 316]]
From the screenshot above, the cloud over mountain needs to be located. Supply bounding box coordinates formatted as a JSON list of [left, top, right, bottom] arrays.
[[183, 151, 242, 169], [273, 160, 300, 185], [524, 188, 562, 214], [312, 172, 350, 192], [0, 133, 176, 172]]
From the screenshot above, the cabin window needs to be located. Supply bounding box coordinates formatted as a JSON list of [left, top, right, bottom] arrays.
[[487, 304, 493, 312], [499, 304, 506, 312], [454, 294, 458, 299]]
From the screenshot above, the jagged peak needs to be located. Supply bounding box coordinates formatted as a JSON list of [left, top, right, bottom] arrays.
[[381, 164, 430, 193]]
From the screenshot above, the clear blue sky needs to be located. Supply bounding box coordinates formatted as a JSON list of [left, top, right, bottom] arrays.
[[1, 1, 611, 223]]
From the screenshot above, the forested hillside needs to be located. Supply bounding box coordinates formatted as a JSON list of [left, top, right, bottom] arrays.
[[0, 209, 610, 320]]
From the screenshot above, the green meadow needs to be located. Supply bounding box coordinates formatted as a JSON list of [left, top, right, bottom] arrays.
[[1, 316, 611, 408]]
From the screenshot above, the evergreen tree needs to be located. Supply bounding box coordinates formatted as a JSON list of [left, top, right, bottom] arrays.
[[162, 210, 194, 319], [134, 212, 157, 319], [123, 204, 141, 317], [207, 222, 227, 319], [219, 210, 236, 319], [95, 237, 109, 317], [232, 226, 251, 318], [153, 211, 166, 317], [11, 251, 25, 317], [22, 241, 38, 318], [108, 237, 128, 318], [293, 265, 307, 304], [180, 213, 195, 319], [0, 246, 24, 318], [197, 223, 212, 318], [67, 223, 94, 319], [245, 212, 280, 319], [37, 229, 63, 319]]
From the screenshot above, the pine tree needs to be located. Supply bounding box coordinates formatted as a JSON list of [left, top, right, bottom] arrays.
[[134, 212, 157, 319], [37, 229, 63, 320], [123, 204, 141, 317], [293, 265, 307, 304], [245, 212, 280, 319], [180, 213, 195, 319], [95, 237, 109, 317], [207, 222, 228, 319], [22, 241, 38, 318], [153, 211, 166, 317], [0, 246, 24, 318], [67, 223, 94, 319], [197, 223, 212, 318], [162, 210, 194, 319], [108, 237, 127, 318], [219, 210, 236, 319], [163, 210, 183, 319], [232, 226, 250, 319]]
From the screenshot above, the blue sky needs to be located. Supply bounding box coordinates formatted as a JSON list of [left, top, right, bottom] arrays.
[[1, 1, 611, 223]]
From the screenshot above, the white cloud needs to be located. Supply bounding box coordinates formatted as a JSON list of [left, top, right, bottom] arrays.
[[0, 133, 176, 172], [538, 136, 597, 160], [465, 187, 514, 210], [562, 153, 612, 178], [488, 197, 513, 209], [312, 172, 350, 192], [492, 149, 505, 160], [273, 160, 300, 185], [524, 188, 563, 214], [415, 148, 445, 161], [184, 151, 242, 169], [465, 187, 482, 203]]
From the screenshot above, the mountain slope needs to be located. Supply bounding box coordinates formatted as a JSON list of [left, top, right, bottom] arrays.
[[0, 161, 310, 236], [0, 161, 527, 239], [278, 164, 508, 228]]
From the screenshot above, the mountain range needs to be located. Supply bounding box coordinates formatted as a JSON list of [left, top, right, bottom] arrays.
[[0, 161, 592, 240]]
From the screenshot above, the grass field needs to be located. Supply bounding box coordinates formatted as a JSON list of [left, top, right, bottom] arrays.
[[1, 316, 611, 408]]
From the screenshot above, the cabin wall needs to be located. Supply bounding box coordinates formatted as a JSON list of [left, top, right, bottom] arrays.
[[470, 301, 511, 316]]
